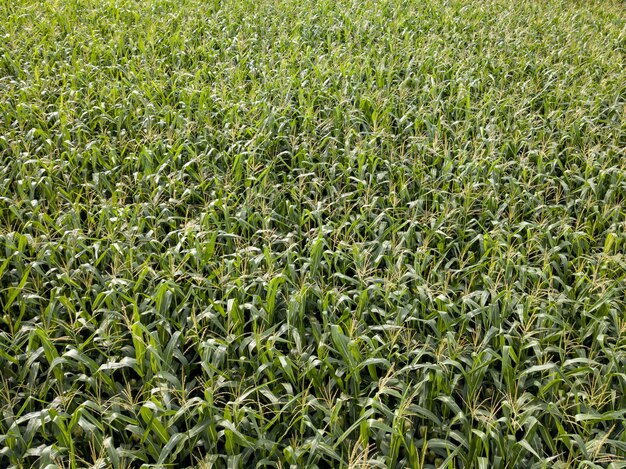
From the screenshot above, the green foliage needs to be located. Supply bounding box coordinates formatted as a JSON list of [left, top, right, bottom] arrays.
[[1, 0, 626, 467]]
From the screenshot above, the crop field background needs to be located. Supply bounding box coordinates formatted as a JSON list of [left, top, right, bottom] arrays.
[[1, 0, 626, 467]]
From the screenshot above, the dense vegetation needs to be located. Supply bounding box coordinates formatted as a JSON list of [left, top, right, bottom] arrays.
[[1, 0, 625, 467]]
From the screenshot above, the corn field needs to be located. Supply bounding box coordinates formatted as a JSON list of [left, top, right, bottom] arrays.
[[1, 0, 626, 467]]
